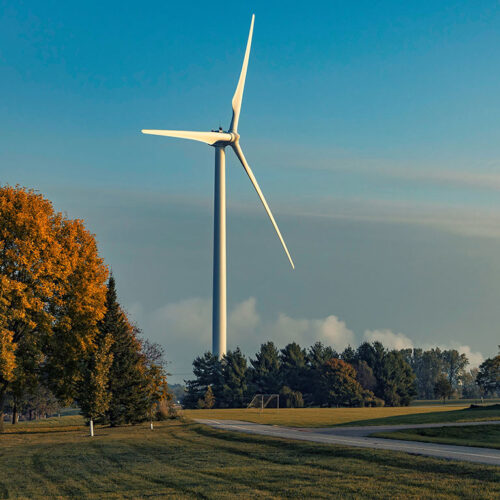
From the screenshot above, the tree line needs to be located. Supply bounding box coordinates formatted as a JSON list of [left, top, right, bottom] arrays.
[[1, 186, 498, 422], [0, 186, 171, 431], [184, 342, 500, 409]]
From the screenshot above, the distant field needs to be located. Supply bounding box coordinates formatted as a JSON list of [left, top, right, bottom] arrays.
[[374, 424, 500, 450], [411, 398, 500, 407], [2, 415, 84, 433], [184, 405, 473, 427], [340, 404, 500, 427], [0, 416, 498, 499]]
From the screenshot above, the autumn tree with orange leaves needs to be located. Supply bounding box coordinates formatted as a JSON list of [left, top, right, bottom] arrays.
[[0, 186, 108, 430]]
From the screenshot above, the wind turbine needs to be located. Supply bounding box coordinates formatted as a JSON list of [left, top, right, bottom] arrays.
[[142, 14, 294, 359]]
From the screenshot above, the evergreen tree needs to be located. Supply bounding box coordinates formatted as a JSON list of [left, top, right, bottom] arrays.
[[308, 342, 338, 366], [249, 342, 281, 395], [356, 342, 416, 405], [280, 343, 307, 393], [198, 386, 215, 409], [183, 352, 222, 408], [220, 348, 249, 408], [78, 332, 113, 426], [379, 351, 417, 406], [307, 342, 338, 405], [341, 346, 356, 364], [102, 276, 148, 425]]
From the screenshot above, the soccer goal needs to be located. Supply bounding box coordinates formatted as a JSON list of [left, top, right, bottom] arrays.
[[247, 394, 280, 411]]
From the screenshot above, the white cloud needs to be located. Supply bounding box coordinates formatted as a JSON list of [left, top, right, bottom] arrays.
[[150, 297, 212, 343], [141, 297, 486, 381], [270, 313, 355, 351], [420, 342, 485, 369], [363, 329, 414, 350], [229, 297, 260, 334], [448, 342, 484, 369], [454, 345, 484, 368], [314, 315, 356, 350], [362, 331, 484, 368], [146, 297, 354, 360]]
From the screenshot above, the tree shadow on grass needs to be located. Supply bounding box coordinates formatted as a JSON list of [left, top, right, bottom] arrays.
[[192, 423, 500, 483]]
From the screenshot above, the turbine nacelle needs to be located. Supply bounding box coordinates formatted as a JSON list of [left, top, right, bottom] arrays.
[[211, 129, 240, 147]]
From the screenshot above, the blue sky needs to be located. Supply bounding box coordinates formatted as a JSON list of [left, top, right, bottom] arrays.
[[1, 1, 500, 381]]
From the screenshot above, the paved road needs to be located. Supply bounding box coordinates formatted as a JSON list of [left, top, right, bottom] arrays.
[[195, 419, 500, 466]]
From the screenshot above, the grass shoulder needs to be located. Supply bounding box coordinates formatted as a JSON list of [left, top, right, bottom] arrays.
[[372, 424, 500, 450]]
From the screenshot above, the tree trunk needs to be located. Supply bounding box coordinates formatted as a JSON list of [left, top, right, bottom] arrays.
[[0, 386, 7, 433], [11, 404, 17, 425]]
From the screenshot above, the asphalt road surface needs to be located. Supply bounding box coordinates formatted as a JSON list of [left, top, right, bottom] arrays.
[[195, 419, 500, 466]]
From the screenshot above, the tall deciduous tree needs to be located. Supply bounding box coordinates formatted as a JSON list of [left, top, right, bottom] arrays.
[[0, 186, 107, 431], [320, 358, 372, 407], [141, 339, 170, 422], [354, 360, 377, 392], [477, 348, 500, 396], [434, 374, 454, 402], [442, 349, 468, 390]]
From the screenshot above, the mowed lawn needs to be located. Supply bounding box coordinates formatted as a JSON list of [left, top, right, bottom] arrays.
[[374, 424, 500, 450], [0, 417, 499, 499], [183, 404, 500, 427]]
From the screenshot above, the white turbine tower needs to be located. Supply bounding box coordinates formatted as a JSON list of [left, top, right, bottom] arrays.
[[142, 14, 294, 359]]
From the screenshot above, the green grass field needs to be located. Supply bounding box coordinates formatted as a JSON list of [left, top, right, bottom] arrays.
[[373, 424, 500, 450], [0, 416, 499, 499], [183, 404, 500, 427]]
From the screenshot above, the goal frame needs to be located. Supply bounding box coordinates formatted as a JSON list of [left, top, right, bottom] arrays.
[[247, 394, 280, 412]]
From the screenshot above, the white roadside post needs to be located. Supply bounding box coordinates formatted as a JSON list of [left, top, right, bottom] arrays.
[[89, 418, 94, 437]]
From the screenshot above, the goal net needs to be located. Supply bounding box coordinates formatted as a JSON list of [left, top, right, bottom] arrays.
[[247, 394, 280, 411]]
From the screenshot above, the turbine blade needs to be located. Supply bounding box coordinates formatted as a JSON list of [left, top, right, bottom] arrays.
[[229, 14, 255, 133], [232, 142, 295, 269], [142, 129, 232, 145]]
